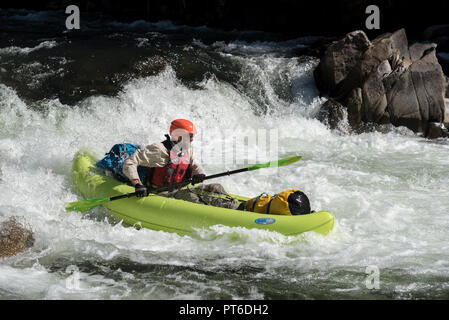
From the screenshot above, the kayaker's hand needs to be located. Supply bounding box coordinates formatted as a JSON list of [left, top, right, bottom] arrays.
[[134, 183, 148, 197], [192, 174, 206, 185]]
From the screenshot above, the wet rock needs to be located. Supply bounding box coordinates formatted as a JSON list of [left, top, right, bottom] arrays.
[[0, 216, 35, 258], [445, 76, 449, 99], [316, 98, 345, 129], [345, 87, 363, 128], [314, 31, 371, 96], [409, 43, 437, 62], [445, 98, 449, 124], [427, 122, 449, 139], [387, 47, 446, 131], [314, 28, 448, 138], [360, 60, 389, 123]]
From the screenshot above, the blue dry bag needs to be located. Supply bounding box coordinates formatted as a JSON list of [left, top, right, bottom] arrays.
[[96, 143, 147, 183]]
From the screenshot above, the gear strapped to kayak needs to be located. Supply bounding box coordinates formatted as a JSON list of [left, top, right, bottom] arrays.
[[95, 143, 148, 183], [244, 189, 312, 215]]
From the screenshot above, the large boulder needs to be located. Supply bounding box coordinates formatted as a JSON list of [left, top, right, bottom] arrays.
[[314, 28, 448, 138]]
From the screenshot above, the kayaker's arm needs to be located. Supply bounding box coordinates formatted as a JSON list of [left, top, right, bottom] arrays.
[[123, 143, 169, 182]]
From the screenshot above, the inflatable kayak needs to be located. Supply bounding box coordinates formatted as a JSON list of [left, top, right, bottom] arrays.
[[71, 151, 335, 236]]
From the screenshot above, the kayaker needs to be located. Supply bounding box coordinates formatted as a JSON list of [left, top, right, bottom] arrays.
[[122, 119, 239, 209]]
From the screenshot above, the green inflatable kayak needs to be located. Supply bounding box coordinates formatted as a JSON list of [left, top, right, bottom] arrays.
[[71, 152, 335, 236]]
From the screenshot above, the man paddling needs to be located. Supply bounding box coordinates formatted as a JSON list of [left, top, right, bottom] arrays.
[[122, 119, 239, 209]]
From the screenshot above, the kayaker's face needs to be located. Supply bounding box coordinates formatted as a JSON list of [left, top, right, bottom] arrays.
[[176, 134, 194, 144]]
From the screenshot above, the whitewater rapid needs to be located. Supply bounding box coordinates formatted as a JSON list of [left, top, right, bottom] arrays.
[[1, 15, 449, 299]]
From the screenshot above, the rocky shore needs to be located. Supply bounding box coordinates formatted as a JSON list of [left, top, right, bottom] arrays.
[[314, 29, 449, 138]]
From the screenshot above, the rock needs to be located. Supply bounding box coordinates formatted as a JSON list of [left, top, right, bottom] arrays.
[[314, 28, 448, 138], [427, 122, 449, 139], [0, 216, 34, 258], [445, 76, 449, 98], [360, 60, 389, 123], [316, 98, 345, 129], [445, 98, 449, 123], [360, 29, 410, 81], [345, 87, 363, 128], [409, 43, 437, 62], [385, 47, 446, 132], [314, 31, 371, 96], [384, 68, 425, 132]]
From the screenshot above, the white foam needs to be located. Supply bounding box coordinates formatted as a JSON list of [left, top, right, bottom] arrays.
[[0, 40, 58, 55]]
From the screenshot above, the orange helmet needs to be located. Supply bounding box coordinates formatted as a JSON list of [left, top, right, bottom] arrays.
[[169, 119, 197, 139]]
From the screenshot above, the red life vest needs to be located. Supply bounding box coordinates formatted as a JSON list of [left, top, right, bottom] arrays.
[[149, 137, 191, 187]]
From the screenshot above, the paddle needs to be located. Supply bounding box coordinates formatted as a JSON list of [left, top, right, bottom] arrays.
[[65, 155, 302, 213]]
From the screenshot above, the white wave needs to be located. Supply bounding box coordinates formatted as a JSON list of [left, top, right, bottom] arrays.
[[0, 40, 58, 55]]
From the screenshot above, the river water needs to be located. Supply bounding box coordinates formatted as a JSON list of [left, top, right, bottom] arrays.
[[1, 9, 449, 300]]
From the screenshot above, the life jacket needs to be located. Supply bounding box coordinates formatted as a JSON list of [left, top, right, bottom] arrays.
[[149, 135, 191, 187], [245, 189, 311, 216]]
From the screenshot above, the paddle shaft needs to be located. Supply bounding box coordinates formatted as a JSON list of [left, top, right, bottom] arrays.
[[66, 155, 301, 212], [110, 192, 138, 201], [108, 168, 248, 201], [203, 168, 248, 180]]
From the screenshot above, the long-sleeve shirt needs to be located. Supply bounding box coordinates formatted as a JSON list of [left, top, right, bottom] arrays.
[[122, 141, 205, 182]]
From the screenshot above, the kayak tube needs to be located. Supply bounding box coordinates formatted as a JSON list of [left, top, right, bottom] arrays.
[[71, 151, 335, 236]]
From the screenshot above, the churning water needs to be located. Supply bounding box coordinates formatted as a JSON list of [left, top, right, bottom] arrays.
[[1, 9, 449, 300]]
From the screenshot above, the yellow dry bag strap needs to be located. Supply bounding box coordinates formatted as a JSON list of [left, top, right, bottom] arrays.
[[265, 193, 278, 214], [252, 193, 268, 211]]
